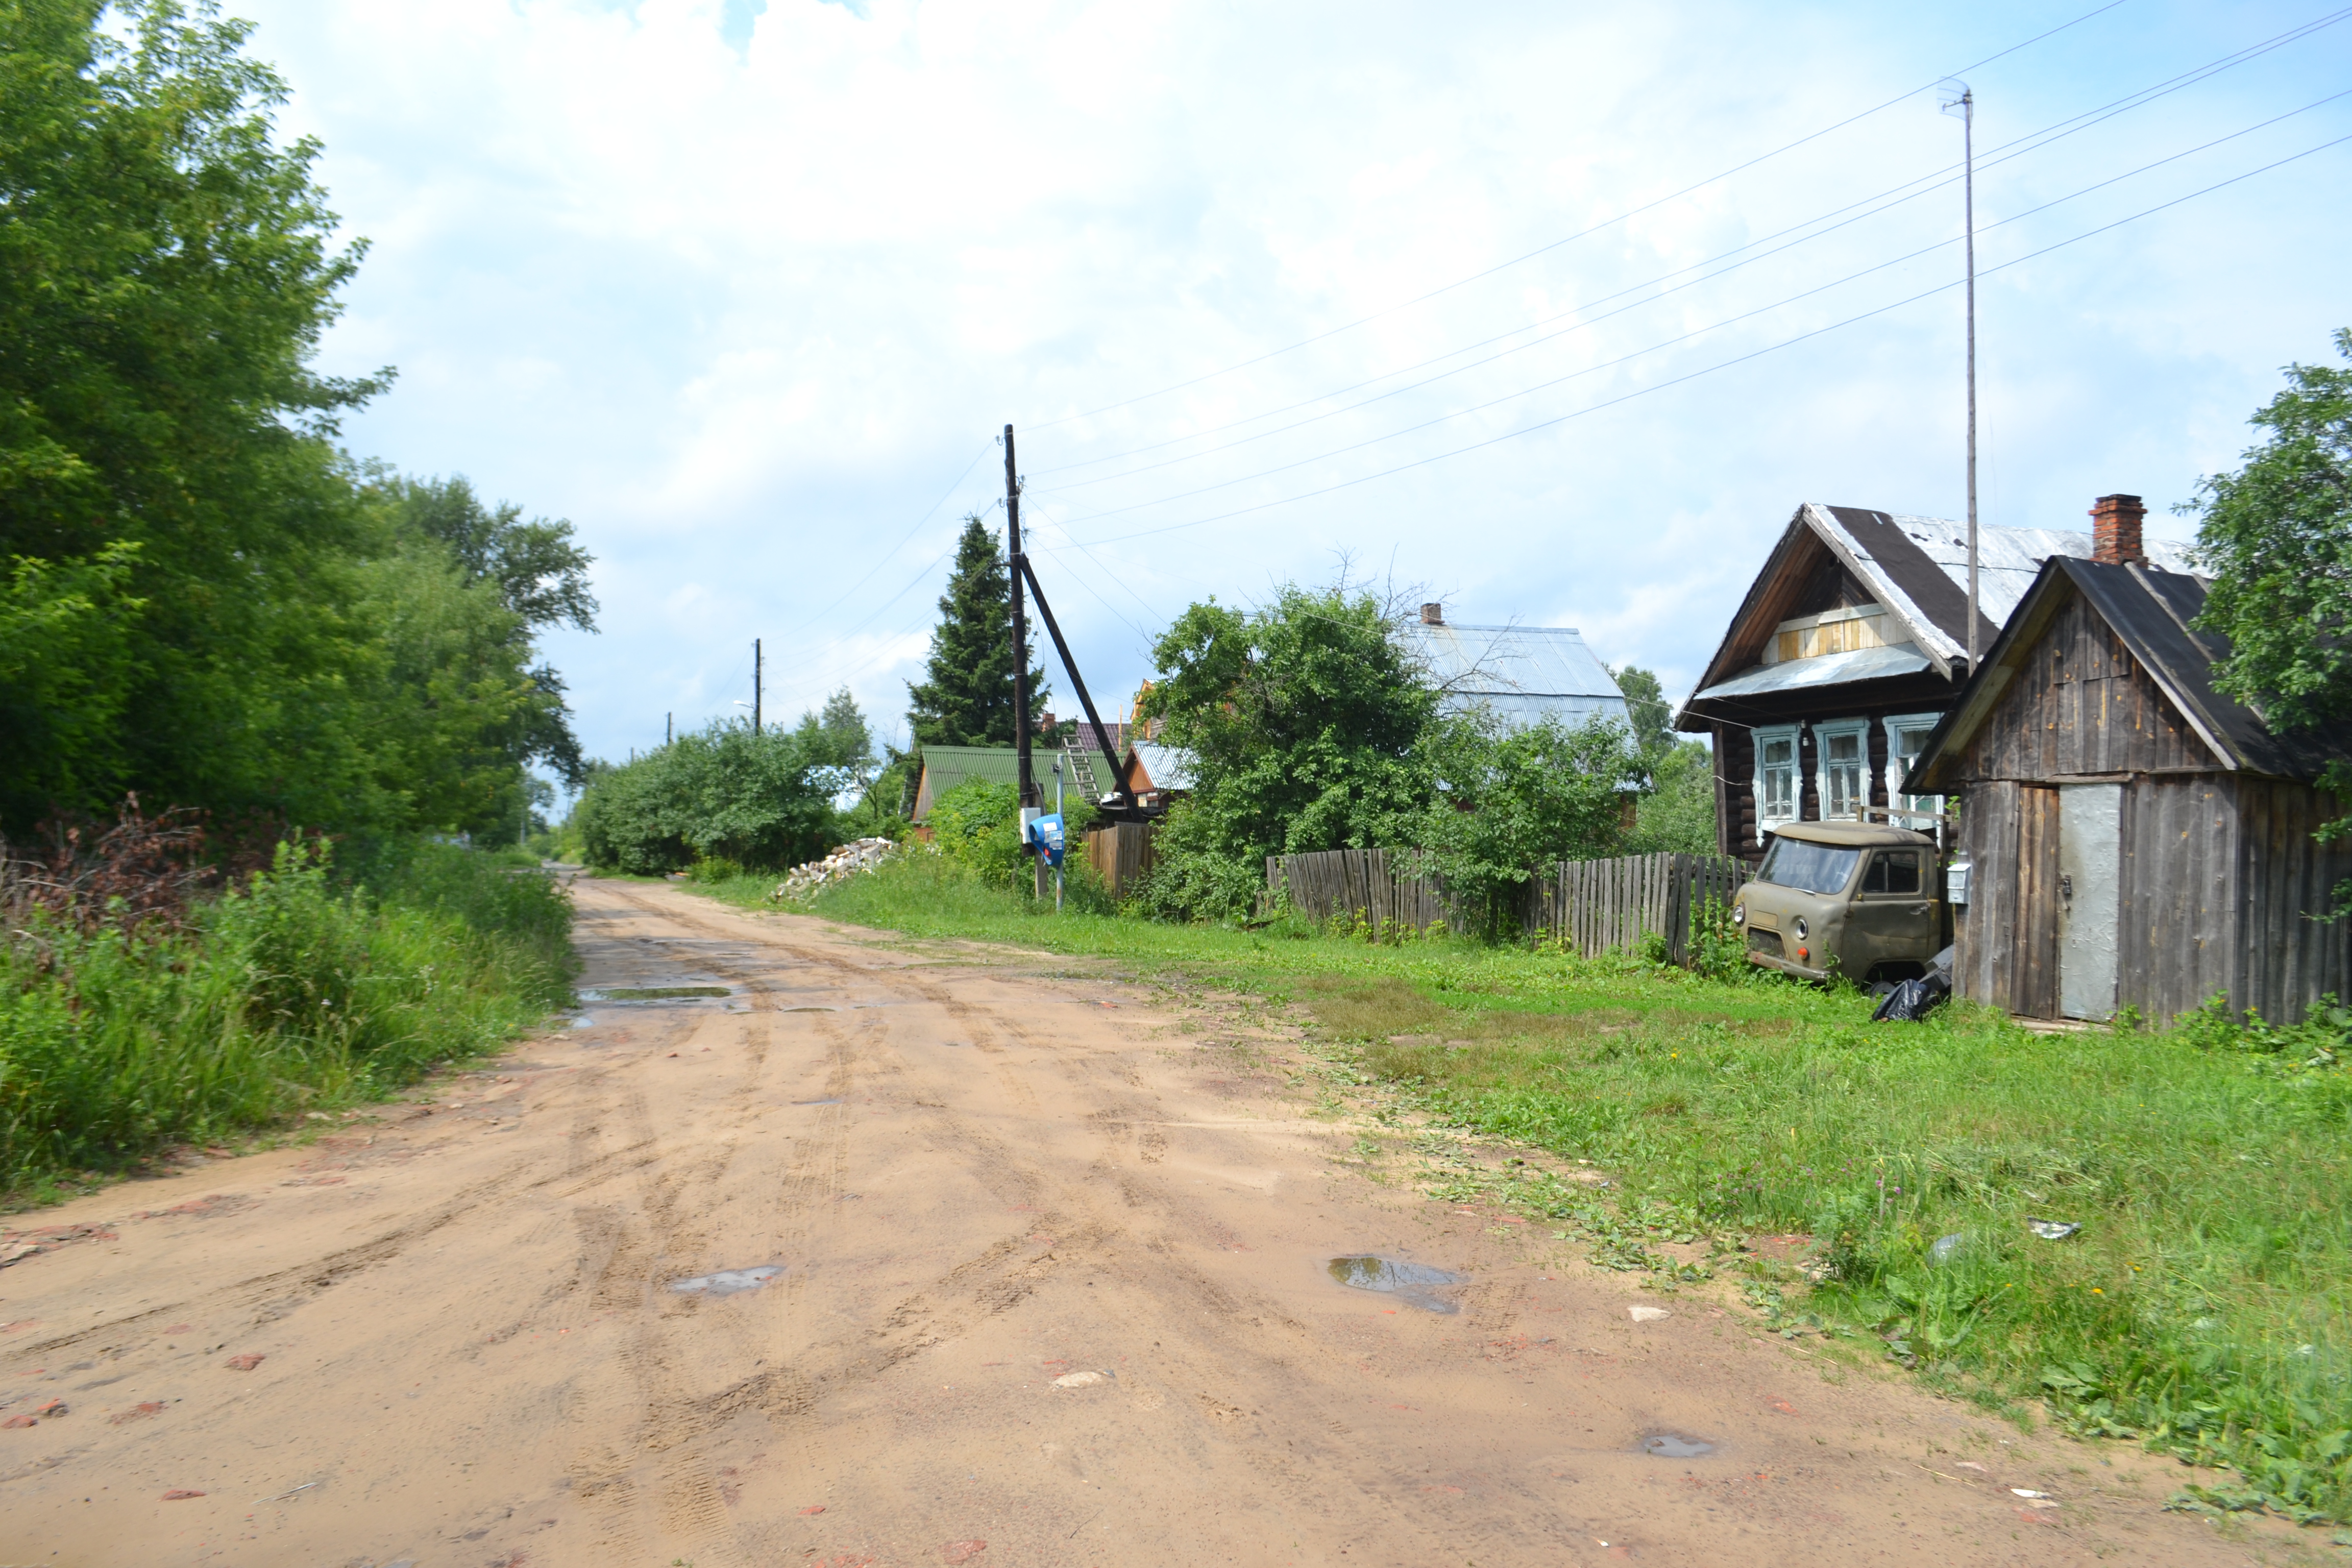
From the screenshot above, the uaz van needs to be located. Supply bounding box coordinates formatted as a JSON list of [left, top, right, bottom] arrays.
[[1733, 821, 1947, 985]]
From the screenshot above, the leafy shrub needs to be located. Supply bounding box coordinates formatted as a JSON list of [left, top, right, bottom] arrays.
[[574, 721, 841, 873], [927, 778, 1026, 887]]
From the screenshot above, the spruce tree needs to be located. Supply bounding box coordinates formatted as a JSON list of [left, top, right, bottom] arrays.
[[906, 514, 1048, 748]]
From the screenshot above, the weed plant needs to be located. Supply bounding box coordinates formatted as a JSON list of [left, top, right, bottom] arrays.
[[0, 839, 573, 1198], [721, 852, 2352, 1524]]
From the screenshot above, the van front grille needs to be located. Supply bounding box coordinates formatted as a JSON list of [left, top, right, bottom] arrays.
[[1746, 928, 1784, 958]]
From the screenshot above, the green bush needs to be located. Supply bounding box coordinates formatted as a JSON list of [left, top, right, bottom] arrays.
[[574, 721, 842, 873], [927, 778, 1026, 886], [0, 838, 572, 1193]]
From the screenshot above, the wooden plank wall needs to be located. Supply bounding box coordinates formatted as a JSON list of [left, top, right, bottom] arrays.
[[1954, 779, 2018, 1009], [2015, 785, 2061, 1018], [1083, 822, 1157, 898], [1270, 849, 1748, 960], [1956, 592, 2208, 781], [2234, 777, 2352, 1024]]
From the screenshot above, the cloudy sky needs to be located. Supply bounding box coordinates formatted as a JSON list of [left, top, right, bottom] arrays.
[[237, 0, 2352, 769]]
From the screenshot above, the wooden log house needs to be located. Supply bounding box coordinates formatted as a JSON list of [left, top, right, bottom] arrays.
[[1902, 505, 2351, 1026], [1674, 498, 2194, 863]]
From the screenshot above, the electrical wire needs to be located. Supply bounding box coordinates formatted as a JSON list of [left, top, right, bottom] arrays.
[[1037, 6, 2352, 486], [1059, 126, 2352, 550], [1033, 90, 2352, 533], [1025, 0, 2138, 432]]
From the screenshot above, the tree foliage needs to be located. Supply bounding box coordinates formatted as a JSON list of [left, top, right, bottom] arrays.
[[2190, 328, 2352, 902], [0, 4, 590, 838], [906, 514, 1048, 751], [1415, 714, 1645, 935], [572, 723, 846, 875]]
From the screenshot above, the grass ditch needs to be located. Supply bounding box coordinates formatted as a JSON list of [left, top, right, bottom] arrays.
[[1, 838, 575, 1203], [690, 850, 2352, 1528]]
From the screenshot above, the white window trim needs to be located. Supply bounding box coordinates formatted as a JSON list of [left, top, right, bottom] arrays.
[[1813, 717, 1871, 822], [1751, 723, 1800, 843], [1880, 712, 1944, 814]]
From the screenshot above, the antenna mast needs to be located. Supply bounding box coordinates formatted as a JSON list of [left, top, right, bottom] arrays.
[[1944, 81, 1979, 674]]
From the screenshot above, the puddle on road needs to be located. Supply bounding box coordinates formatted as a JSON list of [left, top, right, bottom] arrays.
[[580, 986, 731, 1002], [1326, 1256, 1467, 1313], [1642, 1433, 1717, 1458], [670, 1265, 783, 1296], [792, 1098, 843, 1106]]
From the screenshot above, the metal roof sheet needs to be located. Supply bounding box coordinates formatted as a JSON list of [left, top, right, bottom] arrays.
[[1694, 641, 1932, 700], [1400, 622, 1631, 729], [1129, 742, 1195, 792], [1808, 504, 2197, 667]]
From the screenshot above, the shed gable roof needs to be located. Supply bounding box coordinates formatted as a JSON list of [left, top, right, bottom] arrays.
[[1904, 557, 2352, 791]]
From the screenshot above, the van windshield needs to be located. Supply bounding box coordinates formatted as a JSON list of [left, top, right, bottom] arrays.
[[1757, 837, 1861, 895]]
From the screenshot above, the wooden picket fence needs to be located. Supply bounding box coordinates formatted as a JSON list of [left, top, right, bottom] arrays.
[[1263, 847, 1453, 936], [1528, 851, 1751, 963], [1267, 847, 1749, 964]]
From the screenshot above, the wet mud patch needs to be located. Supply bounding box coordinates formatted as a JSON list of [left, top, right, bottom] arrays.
[[579, 985, 732, 1002], [1642, 1432, 1716, 1458], [671, 1265, 784, 1296], [1326, 1256, 1466, 1313]]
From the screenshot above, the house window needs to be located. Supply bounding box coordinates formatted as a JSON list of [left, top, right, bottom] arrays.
[[1881, 713, 1942, 819], [1752, 724, 1799, 841], [1814, 718, 1870, 821]]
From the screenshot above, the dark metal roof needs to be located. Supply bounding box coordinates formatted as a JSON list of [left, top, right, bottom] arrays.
[[1676, 503, 2196, 728], [1904, 557, 2352, 790]]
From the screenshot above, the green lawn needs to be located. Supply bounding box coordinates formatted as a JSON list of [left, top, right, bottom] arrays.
[[680, 853, 2352, 1527]]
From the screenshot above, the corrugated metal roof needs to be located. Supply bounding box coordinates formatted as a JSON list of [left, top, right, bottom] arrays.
[[1808, 504, 2196, 668], [1693, 641, 1932, 701], [1400, 622, 1631, 730], [1129, 742, 1195, 793], [910, 745, 1022, 822]]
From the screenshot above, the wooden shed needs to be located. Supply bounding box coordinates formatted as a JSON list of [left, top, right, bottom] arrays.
[[1904, 549, 2351, 1025]]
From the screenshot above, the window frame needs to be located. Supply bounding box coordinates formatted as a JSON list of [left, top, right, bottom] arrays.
[[1751, 723, 1800, 843], [1880, 712, 1944, 820], [1812, 717, 1871, 822]]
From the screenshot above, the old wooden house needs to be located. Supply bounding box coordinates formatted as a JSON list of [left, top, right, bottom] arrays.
[[1903, 524, 2351, 1025], [1675, 497, 2192, 862]]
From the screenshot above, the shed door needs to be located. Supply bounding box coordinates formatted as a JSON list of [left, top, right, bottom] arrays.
[[2057, 784, 2122, 1020]]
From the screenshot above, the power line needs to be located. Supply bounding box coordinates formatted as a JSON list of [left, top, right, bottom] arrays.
[[1037, 90, 2352, 534], [1059, 127, 2352, 550], [1038, 6, 2352, 486], [1025, 0, 2138, 433]]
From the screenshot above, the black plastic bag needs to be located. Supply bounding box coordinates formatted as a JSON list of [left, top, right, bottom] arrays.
[[1872, 969, 1950, 1022]]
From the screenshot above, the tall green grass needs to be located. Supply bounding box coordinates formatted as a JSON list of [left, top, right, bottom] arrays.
[[705, 853, 2352, 1525], [0, 840, 574, 1195]]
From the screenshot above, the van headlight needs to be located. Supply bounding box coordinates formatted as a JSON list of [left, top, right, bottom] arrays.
[[1732, 904, 1745, 925], [1793, 916, 1809, 940]]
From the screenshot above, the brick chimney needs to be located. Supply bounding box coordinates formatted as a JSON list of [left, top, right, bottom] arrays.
[[1420, 602, 1445, 625], [2090, 493, 2145, 565]]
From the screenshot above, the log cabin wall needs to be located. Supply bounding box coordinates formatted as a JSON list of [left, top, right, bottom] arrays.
[[1712, 698, 1926, 862]]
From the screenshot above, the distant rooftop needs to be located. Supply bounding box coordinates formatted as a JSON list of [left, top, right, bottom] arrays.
[[1400, 616, 1631, 731]]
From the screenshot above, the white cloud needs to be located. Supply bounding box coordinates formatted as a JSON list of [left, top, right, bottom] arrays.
[[237, 0, 2352, 755]]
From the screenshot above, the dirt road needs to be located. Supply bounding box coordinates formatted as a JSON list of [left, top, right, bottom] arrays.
[[0, 877, 2307, 1566]]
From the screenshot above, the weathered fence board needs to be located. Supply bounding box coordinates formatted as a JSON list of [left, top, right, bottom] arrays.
[[1271, 848, 1749, 964], [1084, 822, 1157, 897]]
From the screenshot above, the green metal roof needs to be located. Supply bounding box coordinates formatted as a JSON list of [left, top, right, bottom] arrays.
[[911, 746, 1023, 822]]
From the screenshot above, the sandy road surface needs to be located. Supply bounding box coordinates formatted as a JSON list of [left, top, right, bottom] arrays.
[[0, 877, 2308, 1566]]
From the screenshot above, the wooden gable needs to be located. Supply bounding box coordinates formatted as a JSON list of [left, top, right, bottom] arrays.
[[1949, 586, 2218, 783]]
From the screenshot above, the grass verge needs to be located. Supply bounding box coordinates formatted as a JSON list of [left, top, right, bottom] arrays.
[[1, 839, 575, 1202], [689, 851, 2352, 1527]]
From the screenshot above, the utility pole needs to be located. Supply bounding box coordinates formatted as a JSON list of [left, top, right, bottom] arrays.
[[1944, 81, 1980, 675], [666, 713, 672, 745], [753, 639, 764, 735], [1005, 423, 1041, 897]]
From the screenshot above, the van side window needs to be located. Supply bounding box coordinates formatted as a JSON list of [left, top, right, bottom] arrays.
[[1861, 850, 1921, 895]]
